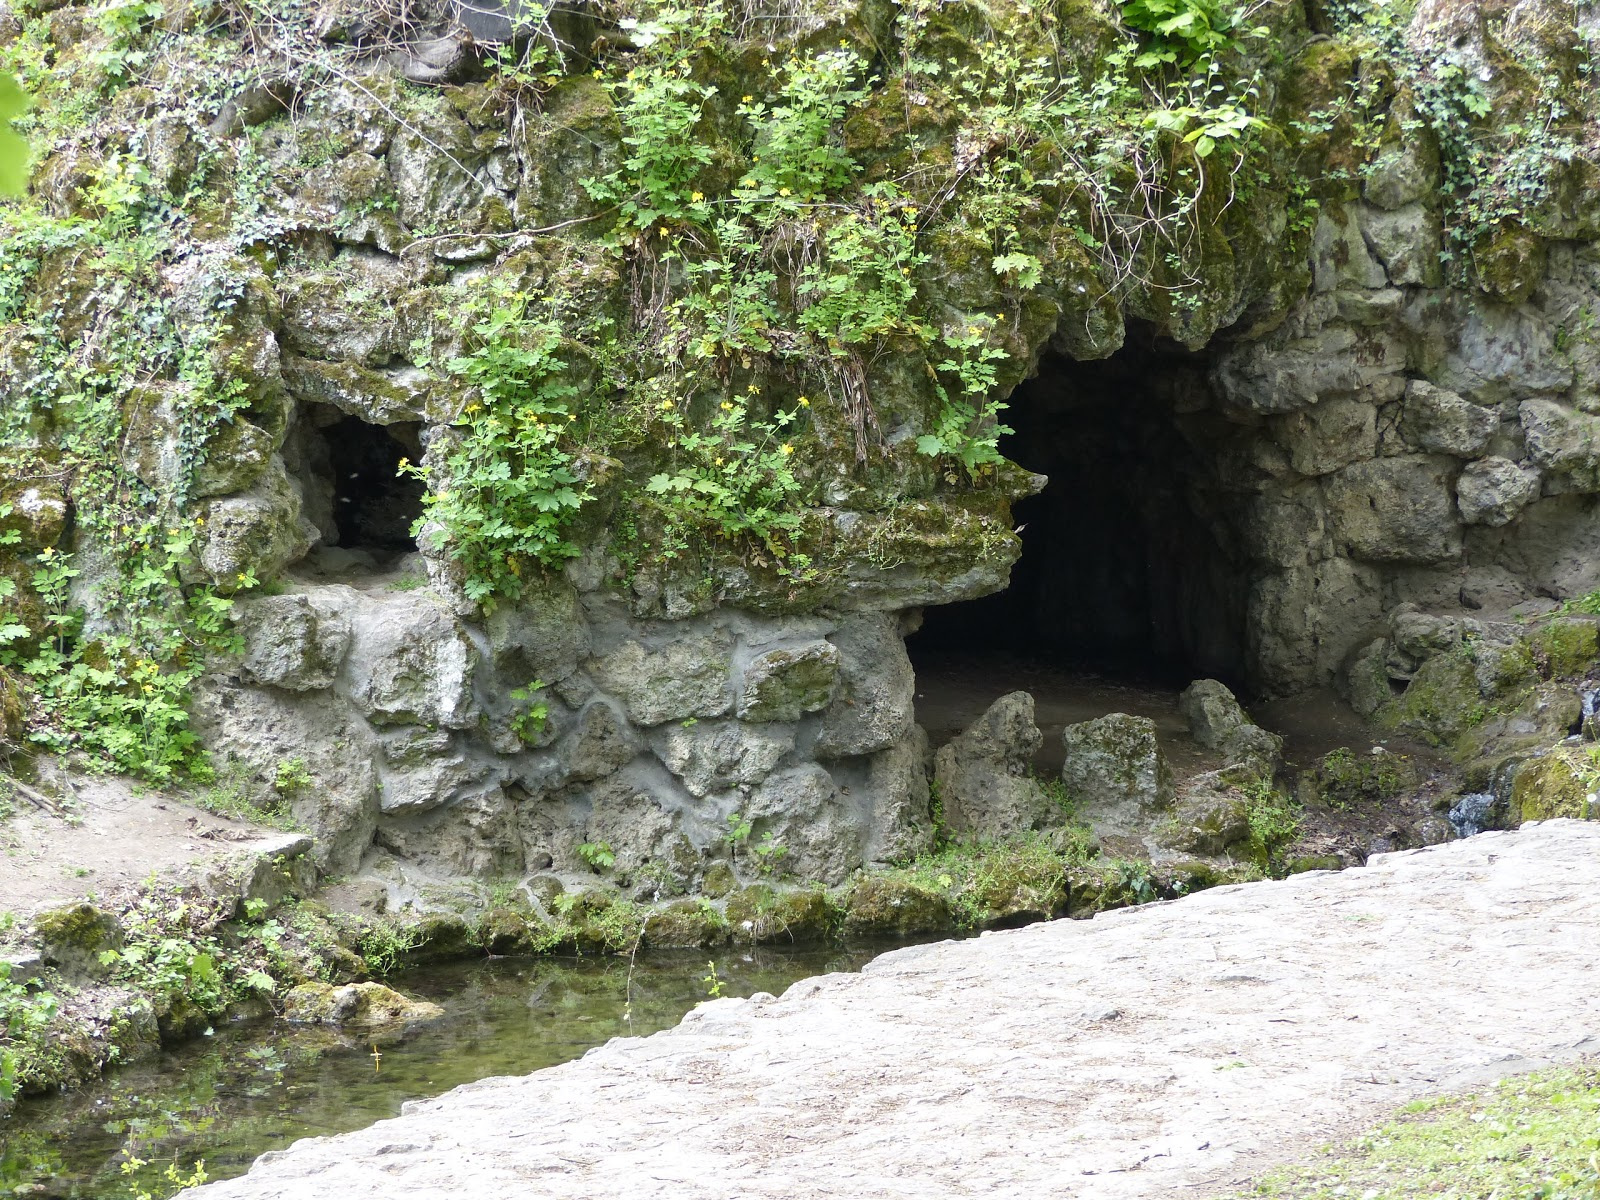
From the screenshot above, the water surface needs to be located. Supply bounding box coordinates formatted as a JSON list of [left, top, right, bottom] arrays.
[[0, 942, 913, 1197]]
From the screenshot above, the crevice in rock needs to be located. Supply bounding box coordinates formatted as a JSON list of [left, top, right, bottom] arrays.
[[909, 321, 1251, 689], [289, 403, 425, 567]]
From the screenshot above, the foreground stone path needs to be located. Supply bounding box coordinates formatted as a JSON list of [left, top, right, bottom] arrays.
[[187, 821, 1600, 1199]]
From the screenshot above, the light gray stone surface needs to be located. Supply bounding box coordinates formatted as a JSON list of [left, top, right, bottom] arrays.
[[933, 691, 1053, 840], [184, 822, 1600, 1200]]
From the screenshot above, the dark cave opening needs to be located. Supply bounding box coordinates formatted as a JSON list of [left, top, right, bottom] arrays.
[[296, 406, 426, 562], [908, 323, 1251, 692]]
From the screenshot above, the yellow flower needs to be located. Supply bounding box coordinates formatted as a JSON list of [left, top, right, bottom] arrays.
[[720, 401, 734, 411], [778, 186, 791, 196], [592, 68, 603, 78], [466, 401, 482, 414], [742, 94, 753, 102], [659, 226, 670, 237], [781, 443, 794, 455], [141, 683, 153, 694], [237, 573, 250, 585], [747, 383, 760, 393], [660, 399, 675, 410], [797, 396, 810, 407], [568, 413, 577, 421], [691, 191, 704, 202], [397, 456, 409, 469], [714, 456, 725, 466]]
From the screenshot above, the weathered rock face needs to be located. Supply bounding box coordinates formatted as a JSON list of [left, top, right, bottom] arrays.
[[1178, 680, 1283, 773], [202, 577, 933, 887], [5, 0, 1600, 902], [1061, 713, 1175, 836], [932, 692, 1054, 842]]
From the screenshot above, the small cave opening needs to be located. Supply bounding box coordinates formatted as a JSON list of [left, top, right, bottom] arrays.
[[294, 404, 426, 566], [908, 322, 1254, 760]]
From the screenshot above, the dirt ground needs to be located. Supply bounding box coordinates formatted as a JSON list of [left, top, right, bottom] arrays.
[[0, 766, 279, 921]]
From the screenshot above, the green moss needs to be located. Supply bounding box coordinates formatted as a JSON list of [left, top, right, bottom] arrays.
[[1508, 748, 1598, 824], [1378, 655, 1485, 747], [641, 899, 731, 949], [725, 884, 841, 944], [1246, 1066, 1600, 1199], [1301, 747, 1421, 811], [842, 875, 953, 937], [1527, 620, 1600, 679]]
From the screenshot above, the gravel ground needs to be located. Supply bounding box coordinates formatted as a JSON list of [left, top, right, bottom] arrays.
[[184, 820, 1600, 1200]]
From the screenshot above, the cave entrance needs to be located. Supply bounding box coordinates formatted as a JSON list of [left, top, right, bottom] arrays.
[[297, 404, 426, 565], [907, 323, 1252, 762]]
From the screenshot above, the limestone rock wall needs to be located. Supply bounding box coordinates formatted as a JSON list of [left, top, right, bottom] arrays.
[[200, 578, 931, 879]]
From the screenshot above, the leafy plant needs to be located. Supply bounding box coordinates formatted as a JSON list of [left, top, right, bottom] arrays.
[[1119, 0, 1268, 69], [701, 959, 723, 998], [644, 388, 809, 554], [509, 679, 550, 743], [751, 831, 788, 876], [578, 841, 616, 871], [403, 282, 590, 604], [272, 757, 312, 798]]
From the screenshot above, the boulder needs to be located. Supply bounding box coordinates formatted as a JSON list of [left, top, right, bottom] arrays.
[[1324, 455, 1463, 563], [1400, 380, 1497, 457], [591, 631, 733, 726], [736, 641, 840, 723], [1509, 750, 1595, 824], [1061, 713, 1174, 834], [1521, 398, 1600, 492], [232, 592, 351, 691], [650, 719, 792, 798], [863, 725, 936, 864], [1177, 679, 1283, 771], [1162, 773, 1253, 857], [814, 613, 915, 758], [842, 875, 952, 937], [1455, 456, 1541, 526], [745, 764, 863, 885], [560, 699, 642, 783], [933, 692, 1054, 842], [340, 591, 480, 729], [282, 981, 443, 1026]]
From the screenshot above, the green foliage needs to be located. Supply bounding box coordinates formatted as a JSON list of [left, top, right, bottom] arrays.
[[509, 679, 550, 743], [751, 831, 788, 876], [644, 389, 809, 555], [1120, 0, 1268, 68], [118, 1154, 209, 1200], [797, 194, 926, 347], [0, 73, 30, 198], [736, 48, 867, 211], [405, 282, 590, 604], [1, 542, 239, 783], [584, 4, 724, 231], [272, 757, 312, 798], [700, 959, 723, 998], [917, 319, 1014, 479], [578, 841, 616, 871], [0, 960, 59, 1102], [1240, 774, 1302, 864]]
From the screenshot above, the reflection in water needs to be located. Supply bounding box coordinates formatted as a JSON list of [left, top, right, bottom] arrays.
[[0, 942, 910, 1198]]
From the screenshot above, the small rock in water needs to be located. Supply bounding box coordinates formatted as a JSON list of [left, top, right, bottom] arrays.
[[1448, 792, 1495, 838]]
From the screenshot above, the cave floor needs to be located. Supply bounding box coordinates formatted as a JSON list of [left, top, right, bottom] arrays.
[[180, 821, 1600, 1200]]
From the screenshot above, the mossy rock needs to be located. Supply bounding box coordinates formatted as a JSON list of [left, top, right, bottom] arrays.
[[641, 900, 730, 949], [726, 884, 841, 945], [1509, 750, 1597, 824], [476, 904, 553, 955], [283, 981, 444, 1026], [32, 902, 124, 977], [1379, 654, 1484, 746], [1286, 854, 1345, 875], [1301, 747, 1421, 809], [1526, 620, 1600, 679], [842, 875, 953, 937], [389, 911, 477, 965]]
